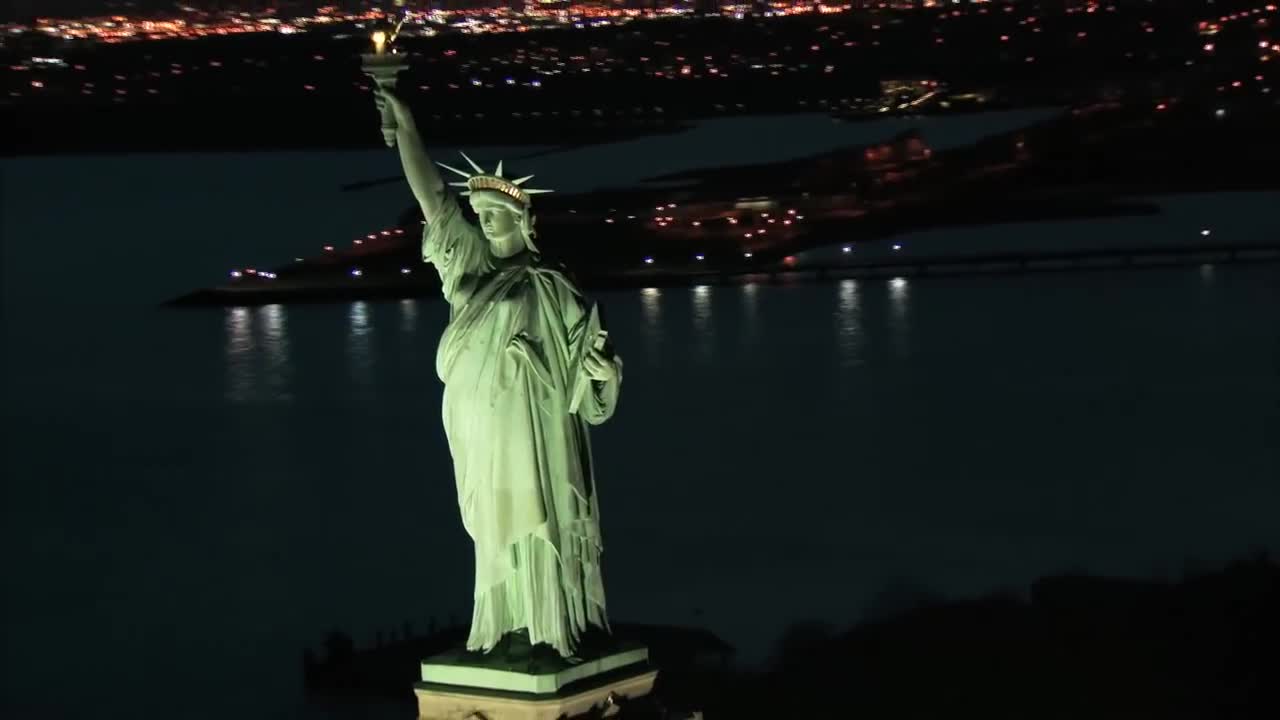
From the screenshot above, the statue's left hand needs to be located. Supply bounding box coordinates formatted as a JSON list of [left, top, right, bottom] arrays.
[[581, 348, 618, 383]]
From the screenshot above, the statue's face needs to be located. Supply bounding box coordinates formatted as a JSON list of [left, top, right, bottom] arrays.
[[471, 194, 524, 259]]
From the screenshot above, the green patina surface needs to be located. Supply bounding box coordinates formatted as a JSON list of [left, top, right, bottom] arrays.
[[379, 85, 624, 661]]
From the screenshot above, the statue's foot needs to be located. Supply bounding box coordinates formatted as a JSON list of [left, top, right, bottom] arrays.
[[498, 629, 534, 662]]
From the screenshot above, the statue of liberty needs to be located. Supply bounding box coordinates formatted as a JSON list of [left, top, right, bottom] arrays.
[[375, 88, 622, 660]]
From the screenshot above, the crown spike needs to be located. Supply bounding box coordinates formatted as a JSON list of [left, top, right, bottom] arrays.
[[437, 162, 472, 179], [459, 151, 486, 174], [435, 155, 554, 207]]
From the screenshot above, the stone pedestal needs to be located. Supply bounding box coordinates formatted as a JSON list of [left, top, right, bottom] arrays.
[[414, 641, 657, 720]]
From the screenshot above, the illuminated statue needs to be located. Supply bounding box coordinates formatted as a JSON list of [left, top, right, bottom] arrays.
[[375, 88, 622, 660]]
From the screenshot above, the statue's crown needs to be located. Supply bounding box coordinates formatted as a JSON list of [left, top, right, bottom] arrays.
[[437, 152, 553, 208]]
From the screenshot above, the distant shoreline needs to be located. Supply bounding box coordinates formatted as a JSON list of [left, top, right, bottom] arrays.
[[158, 95, 1280, 308], [164, 241, 1280, 308]]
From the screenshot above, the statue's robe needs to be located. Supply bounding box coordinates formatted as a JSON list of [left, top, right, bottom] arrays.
[[422, 193, 620, 657]]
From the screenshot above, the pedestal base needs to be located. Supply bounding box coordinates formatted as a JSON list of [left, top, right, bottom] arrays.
[[415, 634, 657, 720], [414, 664, 658, 720]]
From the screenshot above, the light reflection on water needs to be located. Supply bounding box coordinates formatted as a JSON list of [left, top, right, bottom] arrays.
[[888, 276, 911, 359], [639, 287, 662, 361], [400, 299, 418, 335], [740, 282, 759, 349], [692, 285, 714, 362], [835, 279, 864, 368], [348, 301, 373, 387], [259, 304, 292, 402], [224, 305, 293, 403], [224, 307, 255, 404]]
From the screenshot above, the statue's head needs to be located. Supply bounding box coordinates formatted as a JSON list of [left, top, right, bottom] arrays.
[[469, 191, 537, 259], [438, 152, 551, 261]]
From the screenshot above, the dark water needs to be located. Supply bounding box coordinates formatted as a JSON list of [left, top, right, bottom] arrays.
[[3, 113, 1279, 719]]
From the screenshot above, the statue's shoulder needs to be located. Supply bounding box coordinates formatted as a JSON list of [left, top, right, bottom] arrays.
[[423, 191, 479, 235], [529, 261, 578, 287], [528, 262, 588, 305]]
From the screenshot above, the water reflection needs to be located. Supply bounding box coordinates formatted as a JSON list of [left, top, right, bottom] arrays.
[[888, 277, 911, 359], [740, 283, 759, 348], [224, 307, 255, 403], [692, 285, 714, 362], [400, 299, 418, 335], [1199, 263, 1215, 285], [835, 279, 864, 368], [640, 288, 662, 360], [259, 304, 292, 401], [348, 301, 373, 387], [223, 306, 292, 403]]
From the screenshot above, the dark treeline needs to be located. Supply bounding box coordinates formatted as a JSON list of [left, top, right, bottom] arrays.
[[302, 552, 1280, 718]]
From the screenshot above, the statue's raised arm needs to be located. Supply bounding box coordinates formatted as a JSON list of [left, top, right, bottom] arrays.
[[376, 88, 489, 304], [376, 88, 448, 224]]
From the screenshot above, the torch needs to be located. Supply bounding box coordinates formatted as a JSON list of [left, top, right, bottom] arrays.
[[360, 18, 408, 148]]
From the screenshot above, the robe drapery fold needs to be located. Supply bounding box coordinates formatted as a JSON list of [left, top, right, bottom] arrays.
[[422, 192, 620, 657]]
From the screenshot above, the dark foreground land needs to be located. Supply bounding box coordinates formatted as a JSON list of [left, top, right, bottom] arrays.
[[304, 553, 1280, 718]]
